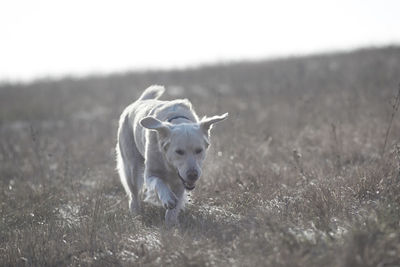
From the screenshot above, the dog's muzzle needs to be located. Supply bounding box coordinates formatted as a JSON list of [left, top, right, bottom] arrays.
[[178, 174, 196, 191]]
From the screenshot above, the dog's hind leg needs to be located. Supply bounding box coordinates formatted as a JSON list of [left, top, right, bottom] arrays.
[[116, 115, 144, 214]]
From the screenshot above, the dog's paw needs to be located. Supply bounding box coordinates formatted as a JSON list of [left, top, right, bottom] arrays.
[[165, 211, 179, 228], [129, 199, 141, 215], [161, 191, 178, 210]]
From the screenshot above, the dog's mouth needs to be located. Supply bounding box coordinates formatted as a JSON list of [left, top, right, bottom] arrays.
[[184, 183, 195, 191], [178, 174, 196, 191]]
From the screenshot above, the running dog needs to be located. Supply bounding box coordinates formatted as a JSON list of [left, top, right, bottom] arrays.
[[116, 85, 228, 226]]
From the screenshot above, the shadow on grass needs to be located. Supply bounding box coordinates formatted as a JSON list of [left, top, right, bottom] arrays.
[[137, 202, 241, 243]]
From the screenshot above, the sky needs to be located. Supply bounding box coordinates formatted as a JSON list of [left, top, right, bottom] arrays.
[[1, 0, 399, 82]]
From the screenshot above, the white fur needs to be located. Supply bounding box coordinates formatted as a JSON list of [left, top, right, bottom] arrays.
[[116, 85, 228, 226]]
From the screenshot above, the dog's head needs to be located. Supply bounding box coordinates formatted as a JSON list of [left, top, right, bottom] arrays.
[[140, 113, 228, 190]]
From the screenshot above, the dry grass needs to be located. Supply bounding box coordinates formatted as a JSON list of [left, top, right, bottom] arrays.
[[1, 46, 400, 266]]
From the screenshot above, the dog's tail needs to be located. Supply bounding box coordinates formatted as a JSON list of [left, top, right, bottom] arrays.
[[138, 85, 165, 101]]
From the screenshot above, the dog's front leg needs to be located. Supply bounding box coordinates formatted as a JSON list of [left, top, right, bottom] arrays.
[[146, 176, 178, 209], [165, 187, 185, 227], [165, 207, 180, 227]]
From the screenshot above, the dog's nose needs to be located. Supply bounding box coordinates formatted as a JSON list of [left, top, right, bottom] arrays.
[[187, 169, 198, 181]]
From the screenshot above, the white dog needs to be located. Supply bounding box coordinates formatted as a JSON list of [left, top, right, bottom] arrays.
[[116, 85, 228, 226]]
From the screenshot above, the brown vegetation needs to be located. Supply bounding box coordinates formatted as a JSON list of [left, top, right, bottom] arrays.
[[1, 47, 400, 266]]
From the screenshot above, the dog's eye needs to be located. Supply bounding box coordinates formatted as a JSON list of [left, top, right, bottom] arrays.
[[175, 149, 185, 155], [195, 148, 203, 154]]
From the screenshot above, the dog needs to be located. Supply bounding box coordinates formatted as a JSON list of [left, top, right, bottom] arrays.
[[116, 85, 228, 226]]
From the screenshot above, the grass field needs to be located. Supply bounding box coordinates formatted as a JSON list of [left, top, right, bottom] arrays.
[[1, 46, 400, 266]]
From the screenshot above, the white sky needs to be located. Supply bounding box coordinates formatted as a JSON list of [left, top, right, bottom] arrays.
[[1, 0, 399, 82]]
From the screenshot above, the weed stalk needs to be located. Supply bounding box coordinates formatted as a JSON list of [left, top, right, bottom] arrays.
[[381, 83, 400, 156]]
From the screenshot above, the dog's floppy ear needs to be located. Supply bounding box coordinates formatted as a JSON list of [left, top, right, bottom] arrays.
[[140, 116, 171, 138], [200, 113, 228, 135]]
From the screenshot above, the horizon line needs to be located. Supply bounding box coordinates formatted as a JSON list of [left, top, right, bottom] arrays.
[[1, 43, 399, 86]]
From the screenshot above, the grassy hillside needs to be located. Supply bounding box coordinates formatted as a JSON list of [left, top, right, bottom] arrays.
[[1, 46, 400, 266]]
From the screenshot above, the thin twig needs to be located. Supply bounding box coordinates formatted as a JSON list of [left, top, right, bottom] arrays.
[[382, 83, 400, 156]]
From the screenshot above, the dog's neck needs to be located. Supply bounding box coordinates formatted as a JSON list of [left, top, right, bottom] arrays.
[[167, 115, 191, 123]]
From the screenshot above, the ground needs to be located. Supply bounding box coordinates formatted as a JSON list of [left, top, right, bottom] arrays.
[[1, 46, 400, 266]]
